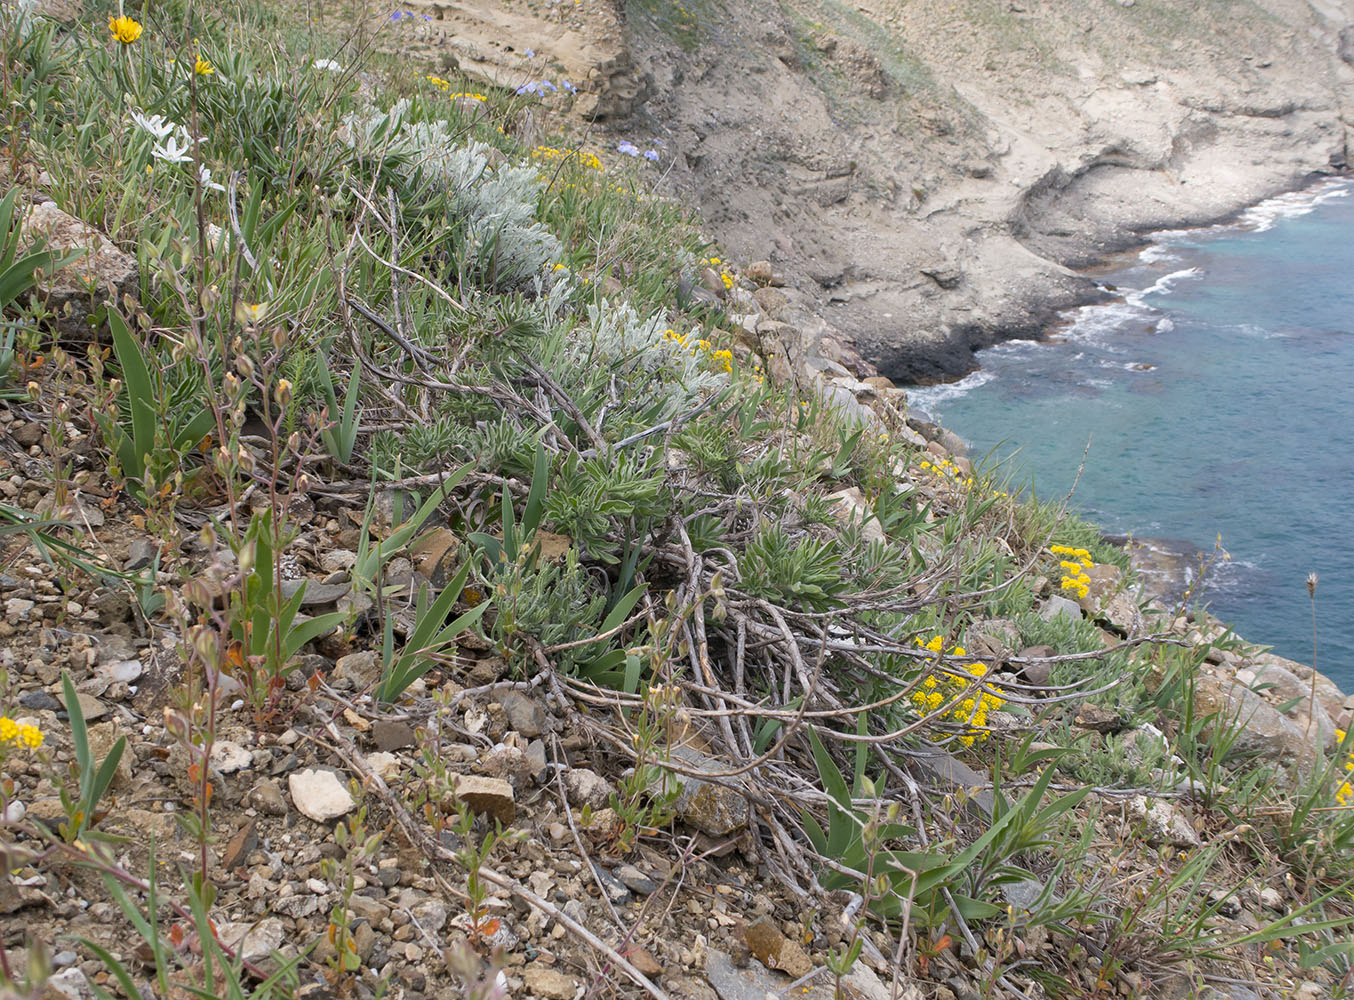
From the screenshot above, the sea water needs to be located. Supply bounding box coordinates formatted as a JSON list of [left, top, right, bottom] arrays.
[[906, 180, 1354, 689]]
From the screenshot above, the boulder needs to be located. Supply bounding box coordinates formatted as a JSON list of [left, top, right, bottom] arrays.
[[1039, 594, 1082, 623], [1250, 652, 1348, 724], [965, 618, 1020, 663], [1192, 675, 1318, 771], [20, 201, 138, 341], [1239, 658, 1338, 750]]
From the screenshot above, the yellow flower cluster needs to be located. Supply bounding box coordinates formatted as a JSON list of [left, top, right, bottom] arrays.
[[699, 258, 736, 289], [1335, 729, 1353, 806], [108, 14, 142, 44], [531, 145, 603, 172], [919, 457, 974, 490], [424, 76, 488, 101], [661, 329, 734, 373], [1050, 544, 1093, 600], [909, 636, 1005, 747], [0, 716, 43, 750], [194, 56, 213, 75]]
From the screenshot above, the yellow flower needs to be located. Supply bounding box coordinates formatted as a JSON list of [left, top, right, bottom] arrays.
[[0, 717, 42, 749], [194, 56, 213, 75], [108, 14, 142, 44]]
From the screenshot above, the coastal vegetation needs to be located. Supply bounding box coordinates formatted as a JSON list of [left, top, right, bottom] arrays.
[[0, 2, 1352, 999]]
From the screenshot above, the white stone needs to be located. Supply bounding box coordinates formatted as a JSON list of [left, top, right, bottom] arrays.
[[44, 970, 90, 1000], [5, 598, 35, 619], [1259, 886, 1284, 910], [367, 751, 401, 779], [288, 768, 356, 822], [211, 741, 253, 774], [97, 659, 143, 684], [1127, 795, 1200, 848], [216, 918, 285, 963]]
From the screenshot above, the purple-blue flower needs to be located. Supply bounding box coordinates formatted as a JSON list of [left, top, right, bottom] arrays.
[[644, 149, 659, 162], [525, 47, 535, 58], [562, 80, 577, 94], [617, 141, 640, 157]]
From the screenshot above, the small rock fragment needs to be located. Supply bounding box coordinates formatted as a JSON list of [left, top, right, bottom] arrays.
[[372, 719, 417, 752], [563, 768, 615, 810], [500, 690, 547, 737], [211, 740, 253, 774], [246, 778, 288, 816], [452, 774, 515, 825], [216, 917, 285, 963], [522, 965, 579, 1000], [288, 768, 356, 822]]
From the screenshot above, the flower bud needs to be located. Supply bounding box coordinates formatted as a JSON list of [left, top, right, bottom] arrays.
[[274, 378, 292, 409]]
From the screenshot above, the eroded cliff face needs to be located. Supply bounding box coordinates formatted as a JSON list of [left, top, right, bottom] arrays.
[[400, 0, 1354, 381]]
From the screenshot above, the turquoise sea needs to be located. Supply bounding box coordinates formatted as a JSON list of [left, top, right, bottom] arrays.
[[906, 180, 1354, 689]]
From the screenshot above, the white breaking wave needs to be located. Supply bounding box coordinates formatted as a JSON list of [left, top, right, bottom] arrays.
[[1128, 267, 1203, 306], [1237, 179, 1352, 233], [905, 368, 995, 416], [1138, 244, 1181, 265]]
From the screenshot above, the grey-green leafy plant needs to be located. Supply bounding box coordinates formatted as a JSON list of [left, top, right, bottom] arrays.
[[377, 556, 489, 702], [229, 509, 348, 715], [741, 523, 844, 611], [317, 348, 361, 465], [58, 670, 125, 843], [100, 309, 214, 493]]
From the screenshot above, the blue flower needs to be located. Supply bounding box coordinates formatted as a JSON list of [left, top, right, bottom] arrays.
[[644, 149, 659, 162], [562, 80, 577, 94], [525, 47, 535, 58], [617, 141, 640, 157]]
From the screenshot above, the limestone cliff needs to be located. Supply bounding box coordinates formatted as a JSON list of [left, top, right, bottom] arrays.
[[403, 0, 1354, 381]]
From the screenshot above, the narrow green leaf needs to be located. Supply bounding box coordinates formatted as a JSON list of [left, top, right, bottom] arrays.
[[107, 310, 156, 479]]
